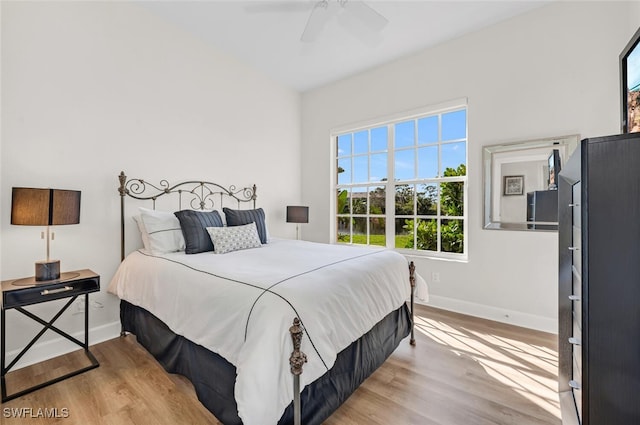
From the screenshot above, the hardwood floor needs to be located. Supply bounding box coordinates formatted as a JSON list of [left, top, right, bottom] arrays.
[[1, 305, 560, 424]]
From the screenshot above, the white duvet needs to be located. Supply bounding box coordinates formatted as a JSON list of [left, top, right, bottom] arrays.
[[108, 238, 426, 425]]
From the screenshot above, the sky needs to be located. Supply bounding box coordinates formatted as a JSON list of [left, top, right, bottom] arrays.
[[337, 109, 466, 186]]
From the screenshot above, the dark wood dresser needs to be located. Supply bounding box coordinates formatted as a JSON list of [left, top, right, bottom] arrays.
[[527, 190, 559, 222], [558, 132, 640, 424]]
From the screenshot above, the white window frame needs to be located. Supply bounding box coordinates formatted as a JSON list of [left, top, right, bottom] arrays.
[[330, 98, 468, 260]]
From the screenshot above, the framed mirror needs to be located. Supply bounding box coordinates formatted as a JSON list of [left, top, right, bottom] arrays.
[[483, 134, 579, 231]]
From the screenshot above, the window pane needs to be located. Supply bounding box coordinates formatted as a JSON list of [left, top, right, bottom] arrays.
[[371, 126, 388, 152], [352, 188, 367, 214], [418, 116, 438, 144], [441, 182, 464, 216], [352, 217, 367, 244], [369, 186, 385, 214], [441, 142, 466, 176], [415, 219, 437, 251], [394, 149, 415, 181], [337, 134, 351, 156], [353, 155, 368, 183], [337, 217, 351, 244], [354, 130, 368, 154], [369, 218, 385, 246], [442, 110, 466, 141], [335, 107, 467, 256], [370, 153, 386, 182], [336, 189, 351, 214], [395, 121, 415, 148], [441, 219, 464, 253], [337, 158, 351, 185], [395, 184, 414, 215], [417, 184, 438, 215], [417, 146, 438, 179], [395, 218, 413, 249]]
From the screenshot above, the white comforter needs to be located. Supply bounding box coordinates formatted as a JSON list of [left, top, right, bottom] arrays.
[[108, 238, 425, 425]]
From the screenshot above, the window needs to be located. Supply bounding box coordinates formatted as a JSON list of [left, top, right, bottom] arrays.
[[334, 102, 467, 258]]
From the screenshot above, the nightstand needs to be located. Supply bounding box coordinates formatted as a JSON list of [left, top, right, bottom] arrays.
[[1, 269, 100, 402]]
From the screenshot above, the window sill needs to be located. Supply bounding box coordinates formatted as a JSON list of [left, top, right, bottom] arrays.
[[395, 248, 468, 263], [334, 242, 468, 263]]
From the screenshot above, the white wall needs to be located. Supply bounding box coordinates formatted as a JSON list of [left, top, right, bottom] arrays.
[[631, 2, 640, 30], [301, 1, 639, 332], [0, 2, 301, 366]]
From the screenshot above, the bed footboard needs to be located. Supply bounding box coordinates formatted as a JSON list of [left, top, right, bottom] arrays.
[[409, 261, 416, 345], [288, 260, 416, 424], [289, 318, 307, 425]]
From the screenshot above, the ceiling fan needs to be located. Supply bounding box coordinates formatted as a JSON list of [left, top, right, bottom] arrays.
[[246, 0, 389, 44], [301, 0, 388, 43]]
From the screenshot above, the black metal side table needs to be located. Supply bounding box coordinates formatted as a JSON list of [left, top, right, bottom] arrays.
[[1, 269, 100, 402]]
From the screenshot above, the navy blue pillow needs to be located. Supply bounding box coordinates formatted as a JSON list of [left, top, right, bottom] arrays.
[[174, 210, 224, 254], [223, 207, 267, 244]]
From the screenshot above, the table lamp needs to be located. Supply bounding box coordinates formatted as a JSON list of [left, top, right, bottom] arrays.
[[286, 206, 309, 240], [11, 188, 81, 281]]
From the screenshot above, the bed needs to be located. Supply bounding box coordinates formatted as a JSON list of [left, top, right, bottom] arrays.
[[108, 172, 425, 425]]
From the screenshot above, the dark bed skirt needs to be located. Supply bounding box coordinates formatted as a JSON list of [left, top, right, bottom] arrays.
[[120, 300, 411, 425]]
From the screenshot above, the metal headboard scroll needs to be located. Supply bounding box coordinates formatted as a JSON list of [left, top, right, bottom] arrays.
[[118, 171, 257, 260]]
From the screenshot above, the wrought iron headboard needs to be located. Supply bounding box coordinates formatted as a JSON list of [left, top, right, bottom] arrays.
[[118, 171, 257, 261]]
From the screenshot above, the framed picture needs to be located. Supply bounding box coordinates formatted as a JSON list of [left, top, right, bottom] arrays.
[[503, 175, 524, 196]]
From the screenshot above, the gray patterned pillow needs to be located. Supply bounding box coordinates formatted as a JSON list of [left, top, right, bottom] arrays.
[[206, 223, 262, 254]]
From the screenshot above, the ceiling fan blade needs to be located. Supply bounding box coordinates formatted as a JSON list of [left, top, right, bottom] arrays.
[[244, 1, 314, 14], [301, 1, 331, 43], [336, 1, 387, 46], [343, 1, 388, 32]]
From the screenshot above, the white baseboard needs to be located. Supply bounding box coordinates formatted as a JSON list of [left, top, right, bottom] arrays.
[[6, 321, 121, 370], [420, 295, 558, 334]]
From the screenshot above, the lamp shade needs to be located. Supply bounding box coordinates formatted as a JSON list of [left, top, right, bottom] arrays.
[[286, 206, 309, 224], [11, 188, 81, 226]]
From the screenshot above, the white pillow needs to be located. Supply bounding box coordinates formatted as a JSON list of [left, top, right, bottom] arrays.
[[139, 207, 185, 254], [132, 215, 151, 251], [206, 222, 262, 254]]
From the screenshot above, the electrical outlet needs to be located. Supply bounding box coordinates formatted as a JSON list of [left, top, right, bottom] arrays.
[[431, 272, 440, 283], [90, 300, 104, 309], [73, 298, 85, 315]]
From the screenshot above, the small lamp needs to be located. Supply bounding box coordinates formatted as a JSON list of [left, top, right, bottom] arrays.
[[286, 206, 309, 240], [11, 188, 81, 281]]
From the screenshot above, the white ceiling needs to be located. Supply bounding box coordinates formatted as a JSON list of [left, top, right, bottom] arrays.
[[138, 1, 551, 92]]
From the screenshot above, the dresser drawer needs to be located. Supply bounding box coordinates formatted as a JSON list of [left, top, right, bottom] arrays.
[[572, 342, 582, 379], [572, 267, 581, 293], [572, 267, 582, 300], [571, 319, 582, 346], [2, 276, 100, 309], [571, 307, 582, 338], [571, 355, 582, 422], [572, 182, 581, 228], [571, 227, 581, 273], [572, 307, 582, 331], [569, 319, 582, 391], [574, 385, 583, 424]]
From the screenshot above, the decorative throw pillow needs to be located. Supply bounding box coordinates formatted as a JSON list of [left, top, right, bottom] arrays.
[[223, 207, 268, 244], [138, 208, 186, 254], [174, 209, 224, 254], [206, 223, 262, 254]]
